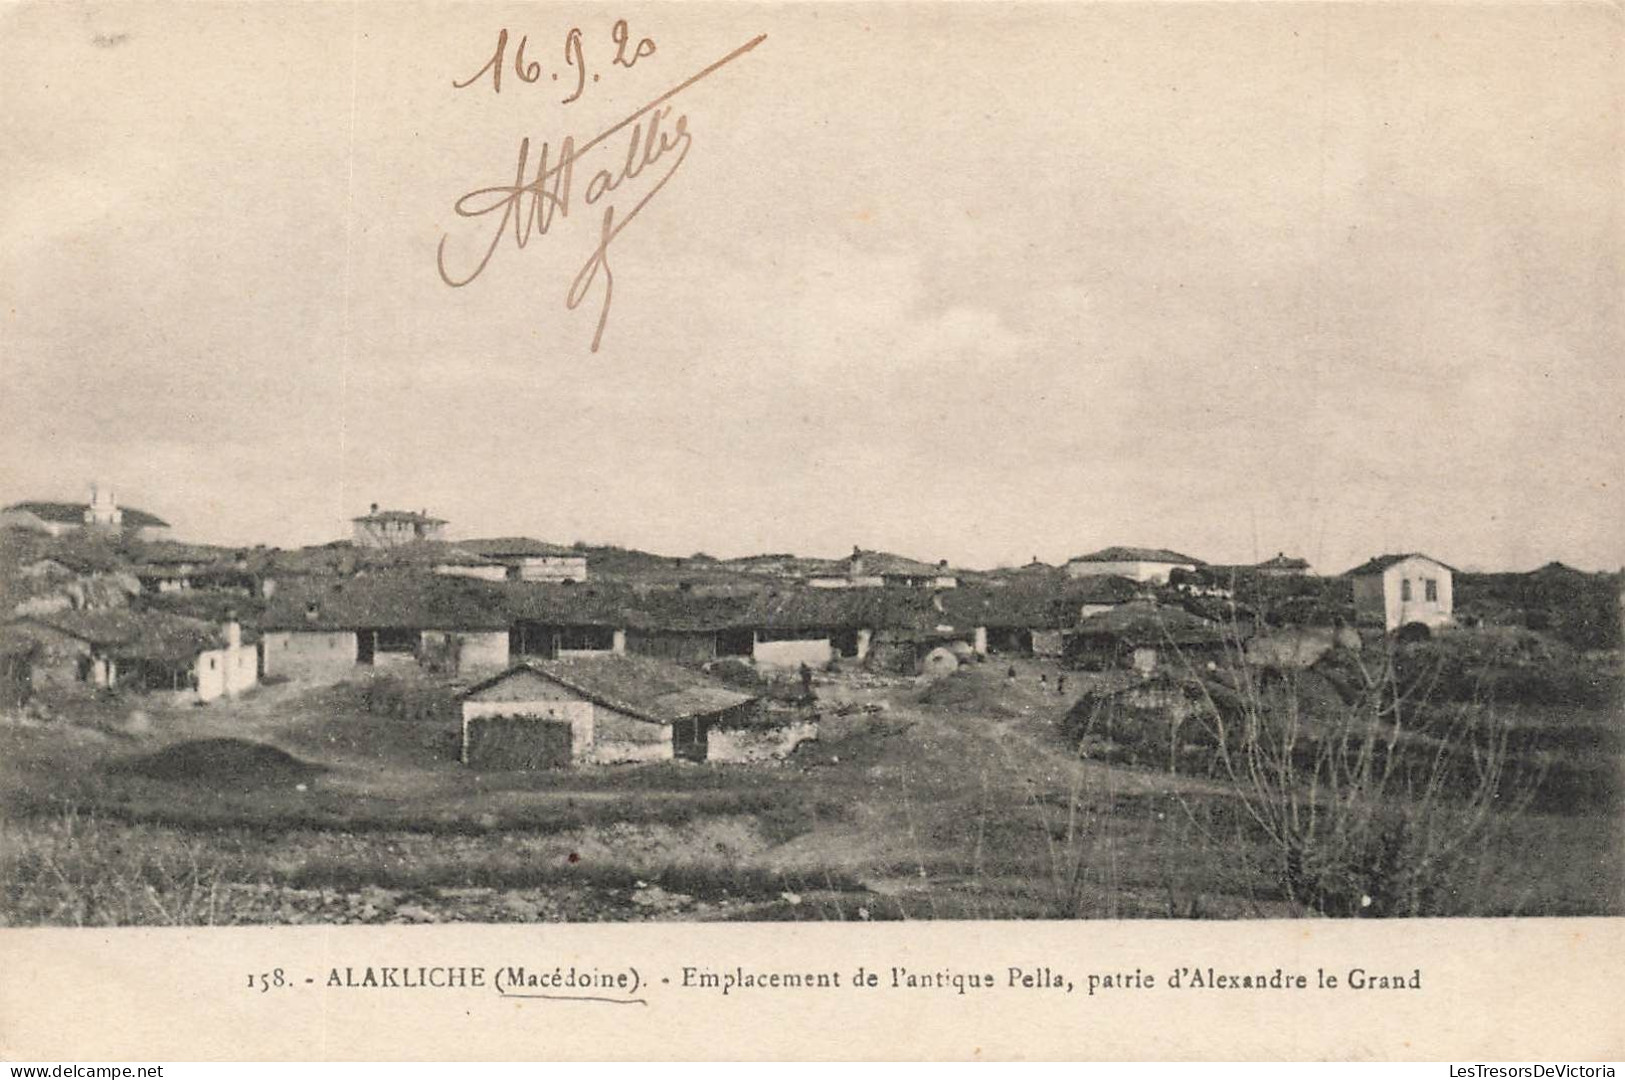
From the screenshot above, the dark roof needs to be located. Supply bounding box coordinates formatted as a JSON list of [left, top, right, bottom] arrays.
[[259, 573, 509, 631], [354, 541, 499, 569], [3, 501, 169, 528], [128, 541, 240, 566], [459, 537, 580, 559], [1068, 546, 1204, 566], [1067, 600, 1227, 647], [12, 608, 246, 662], [1528, 561, 1586, 577], [742, 588, 948, 632], [352, 509, 446, 525], [838, 549, 956, 578], [1254, 553, 1311, 571], [1066, 575, 1143, 605], [461, 656, 755, 725], [1344, 553, 1457, 577]]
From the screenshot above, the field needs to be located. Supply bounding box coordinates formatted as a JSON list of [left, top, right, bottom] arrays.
[[1, 651, 1620, 925]]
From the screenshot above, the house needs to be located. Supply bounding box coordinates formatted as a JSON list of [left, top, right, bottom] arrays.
[[258, 574, 511, 680], [1254, 552, 1312, 578], [1063, 600, 1231, 675], [807, 547, 959, 590], [1346, 553, 1455, 632], [1064, 546, 1203, 585], [351, 504, 448, 548], [1070, 575, 1142, 620], [5, 609, 257, 702], [938, 585, 1067, 658], [128, 542, 249, 594], [458, 655, 759, 768], [460, 538, 589, 583], [354, 541, 508, 582], [503, 582, 630, 660], [1, 485, 170, 542], [738, 589, 888, 667]]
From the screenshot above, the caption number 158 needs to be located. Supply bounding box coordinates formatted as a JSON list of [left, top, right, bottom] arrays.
[[248, 968, 287, 992]]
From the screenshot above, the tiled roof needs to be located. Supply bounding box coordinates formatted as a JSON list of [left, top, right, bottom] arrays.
[[3, 501, 169, 528], [823, 549, 955, 578], [461, 655, 755, 725], [1068, 546, 1204, 566], [258, 573, 510, 631], [13, 607, 246, 662], [352, 509, 446, 524], [1344, 553, 1456, 576], [459, 537, 581, 559]]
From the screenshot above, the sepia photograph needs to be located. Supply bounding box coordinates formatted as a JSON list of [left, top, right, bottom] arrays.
[[1, 0, 1620, 938]]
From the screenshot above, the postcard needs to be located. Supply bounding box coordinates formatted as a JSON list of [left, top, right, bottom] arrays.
[[0, 0, 1620, 1062]]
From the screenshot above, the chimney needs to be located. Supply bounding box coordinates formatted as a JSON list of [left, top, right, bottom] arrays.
[[938, 559, 948, 569], [305, 600, 320, 622], [849, 546, 864, 577], [224, 617, 242, 650], [370, 503, 379, 514]]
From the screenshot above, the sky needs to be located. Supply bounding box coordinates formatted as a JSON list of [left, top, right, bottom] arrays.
[[1, 2, 1620, 573]]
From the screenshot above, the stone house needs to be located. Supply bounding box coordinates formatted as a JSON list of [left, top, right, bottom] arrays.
[[458, 655, 759, 768]]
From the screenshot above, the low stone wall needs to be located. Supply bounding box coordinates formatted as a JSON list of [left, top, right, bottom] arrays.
[[707, 720, 819, 764]]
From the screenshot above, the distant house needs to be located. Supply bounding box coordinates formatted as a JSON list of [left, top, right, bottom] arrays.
[[1070, 575, 1142, 620], [459, 538, 589, 583], [807, 547, 959, 590], [258, 574, 511, 680], [354, 541, 508, 582], [458, 656, 759, 768], [1254, 553, 1312, 578], [1064, 547, 1203, 585], [1, 486, 170, 542], [6, 609, 256, 702], [1346, 553, 1455, 632], [128, 542, 249, 594], [351, 504, 448, 548], [1063, 600, 1229, 675]]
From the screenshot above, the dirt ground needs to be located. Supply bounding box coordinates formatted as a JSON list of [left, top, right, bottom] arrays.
[[2, 655, 1619, 925]]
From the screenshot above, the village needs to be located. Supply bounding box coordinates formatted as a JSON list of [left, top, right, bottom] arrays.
[[0, 485, 1619, 924]]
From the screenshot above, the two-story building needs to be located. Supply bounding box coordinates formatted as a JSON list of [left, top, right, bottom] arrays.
[[351, 505, 448, 548]]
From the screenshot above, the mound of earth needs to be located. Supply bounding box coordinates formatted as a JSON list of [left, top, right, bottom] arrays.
[[916, 670, 1052, 717], [115, 738, 324, 789]]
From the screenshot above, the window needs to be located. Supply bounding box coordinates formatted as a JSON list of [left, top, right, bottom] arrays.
[[1400, 579, 1412, 602], [1425, 579, 1438, 602]]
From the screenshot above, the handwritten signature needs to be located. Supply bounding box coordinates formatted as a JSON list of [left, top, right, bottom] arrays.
[[437, 33, 766, 353]]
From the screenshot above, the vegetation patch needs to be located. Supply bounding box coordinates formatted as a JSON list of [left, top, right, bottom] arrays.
[[112, 738, 324, 790]]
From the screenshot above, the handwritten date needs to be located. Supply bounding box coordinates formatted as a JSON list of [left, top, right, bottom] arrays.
[[454, 20, 656, 104]]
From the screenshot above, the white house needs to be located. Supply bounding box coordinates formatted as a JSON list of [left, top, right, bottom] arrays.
[[1064, 546, 1203, 585], [1, 485, 171, 541], [1346, 553, 1455, 631], [807, 548, 959, 590], [459, 538, 589, 583], [351, 504, 448, 548]]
